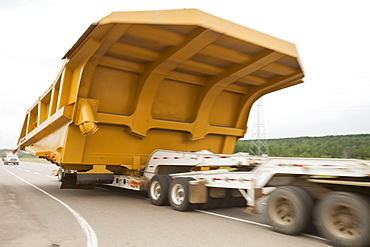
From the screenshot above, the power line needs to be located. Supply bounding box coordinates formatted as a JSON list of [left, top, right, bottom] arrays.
[[249, 100, 269, 156]]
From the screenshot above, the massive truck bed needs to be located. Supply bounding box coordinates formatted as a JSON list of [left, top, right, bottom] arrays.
[[18, 9, 304, 174]]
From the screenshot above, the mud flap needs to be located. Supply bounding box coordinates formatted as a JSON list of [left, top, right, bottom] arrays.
[[60, 173, 114, 189], [189, 180, 207, 204]]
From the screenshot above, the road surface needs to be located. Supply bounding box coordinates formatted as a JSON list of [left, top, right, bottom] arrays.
[[0, 161, 330, 247]]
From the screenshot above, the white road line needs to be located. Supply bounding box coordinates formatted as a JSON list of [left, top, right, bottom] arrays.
[[196, 209, 271, 228], [302, 233, 327, 242], [9, 162, 324, 245], [95, 185, 325, 242], [1, 166, 98, 247], [196, 209, 327, 242]]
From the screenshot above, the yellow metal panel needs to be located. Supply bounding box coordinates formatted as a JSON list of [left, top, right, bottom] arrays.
[[178, 60, 225, 75], [152, 79, 199, 122], [48, 87, 59, 117], [26, 108, 37, 134], [62, 125, 86, 164], [109, 42, 160, 61], [166, 71, 206, 86], [25, 145, 52, 157], [19, 105, 73, 148], [125, 24, 185, 46], [239, 76, 267, 86], [200, 44, 252, 64], [57, 68, 72, 110], [98, 56, 144, 73], [99, 9, 298, 57], [209, 90, 242, 127], [89, 66, 137, 115], [18, 9, 304, 174]]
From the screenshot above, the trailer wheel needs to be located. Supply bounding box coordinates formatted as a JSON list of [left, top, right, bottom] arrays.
[[314, 192, 370, 247], [266, 186, 313, 235], [197, 197, 221, 210], [233, 190, 247, 207], [57, 168, 65, 182], [219, 189, 238, 208], [148, 175, 171, 206], [197, 188, 222, 210], [169, 178, 195, 211]]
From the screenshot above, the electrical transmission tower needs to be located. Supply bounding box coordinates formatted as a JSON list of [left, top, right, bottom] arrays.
[[249, 100, 269, 156]]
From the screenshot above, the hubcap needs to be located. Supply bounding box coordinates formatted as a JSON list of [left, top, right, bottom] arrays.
[[172, 184, 185, 205], [272, 197, 294, 225], [151, 181, 161, 200], [327, 204, 360, 239]]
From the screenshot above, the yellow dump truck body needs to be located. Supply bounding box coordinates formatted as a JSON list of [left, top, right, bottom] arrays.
[[18, 9, 304, 175]]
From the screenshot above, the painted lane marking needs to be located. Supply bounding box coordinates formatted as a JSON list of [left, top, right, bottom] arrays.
[[98, 184, 325, 242], [1, 166, 98, 247], [196, 209, 270, 228], [301, 233, 327, 242], [16, 161, 326, 245]]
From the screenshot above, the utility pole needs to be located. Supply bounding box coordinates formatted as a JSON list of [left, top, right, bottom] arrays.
[[249, 100, 269, 156]]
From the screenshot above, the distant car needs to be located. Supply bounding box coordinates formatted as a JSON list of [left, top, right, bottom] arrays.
[[4, 154, 19, 165]]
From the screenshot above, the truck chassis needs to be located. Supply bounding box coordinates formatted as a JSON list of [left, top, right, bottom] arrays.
[[100, 149, 370, 247]]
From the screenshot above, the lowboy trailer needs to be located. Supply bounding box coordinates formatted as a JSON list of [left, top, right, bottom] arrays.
[[144, 150, 370, 247], [17, 9, 370, 247]]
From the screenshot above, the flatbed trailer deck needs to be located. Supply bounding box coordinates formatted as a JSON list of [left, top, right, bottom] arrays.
[[144, 150, 370, 247]]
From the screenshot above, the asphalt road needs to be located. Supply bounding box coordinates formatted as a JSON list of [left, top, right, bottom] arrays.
[[0, 161, 330, 247]]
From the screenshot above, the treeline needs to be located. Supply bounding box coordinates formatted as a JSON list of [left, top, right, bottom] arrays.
[[234, 134, 370, 160]]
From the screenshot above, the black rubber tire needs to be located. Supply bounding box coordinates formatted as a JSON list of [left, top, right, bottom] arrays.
[[169, 177, 195, 211], [314, 192, 370, 247], [148, 175, 171, 206], [234, 197, 247, 207], [266, 186, 313, 235], [219, 189, 238, 208], [293, 186, 315, 233], [233, 189, 247, 207], [197, 188, 223, 210]]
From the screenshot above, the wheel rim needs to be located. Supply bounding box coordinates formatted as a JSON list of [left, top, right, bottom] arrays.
[[270, 196, 294, 225], [326, 204, 361, 239], [150, 181, 161, 200], [171, 184, 185, 205]]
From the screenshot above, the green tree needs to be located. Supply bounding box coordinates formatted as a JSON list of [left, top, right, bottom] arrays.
[[235, 134, 370, 159]]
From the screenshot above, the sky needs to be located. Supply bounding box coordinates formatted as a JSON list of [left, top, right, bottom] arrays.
[[0, 0, 369, 148]]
